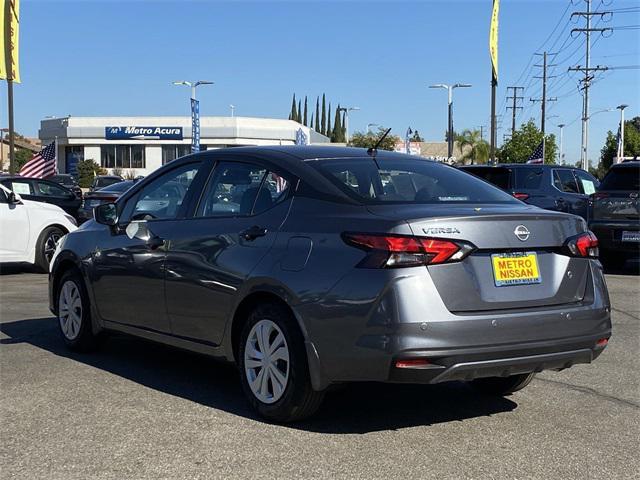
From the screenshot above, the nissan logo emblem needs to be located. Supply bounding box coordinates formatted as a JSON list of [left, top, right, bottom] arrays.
[[514, 225, 530, 241]]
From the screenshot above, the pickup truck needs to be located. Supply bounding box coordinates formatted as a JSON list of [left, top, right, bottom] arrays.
[[589, 161, 640, 268]]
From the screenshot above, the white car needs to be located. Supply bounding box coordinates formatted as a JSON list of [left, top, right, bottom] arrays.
[[0, 183, 77, 272]]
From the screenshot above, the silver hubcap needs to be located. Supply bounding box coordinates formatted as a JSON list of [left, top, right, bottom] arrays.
[[44, 231, 62, 263], [58, 280, 82, 340], [244, 319, 290, 404]]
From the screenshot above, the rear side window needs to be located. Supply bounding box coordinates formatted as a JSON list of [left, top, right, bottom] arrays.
[[514, 168, 544, 190], [573, 170, 597, 195], [553, 169, 579, 193], [197, 162, 267, 217], [309, 158, 519, 205], [599, 166, 640, 191], [9, 181, 34, 196]]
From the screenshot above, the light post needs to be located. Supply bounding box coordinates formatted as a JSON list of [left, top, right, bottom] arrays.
[[557, 123, 566, 164], [429, 83, 472, 159], [616, 104, 628, 163], [366, 123, 379, 134], [230, 104, 235, 117], [582, 108, 615, 170], [337, 106, 360, 143], [173, 80, 213, 152]]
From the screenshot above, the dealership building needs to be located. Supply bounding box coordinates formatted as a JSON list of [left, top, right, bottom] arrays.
[[38, 116, 329, 176]]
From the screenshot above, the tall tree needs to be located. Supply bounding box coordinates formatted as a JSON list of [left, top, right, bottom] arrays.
[[303, 96, 308, 126], [498, 120, 557, 164], [327, 103, 332, 141], [341, 111, 346, 142], [411, 130, 424, 142], [297, 100, 302, 123], [456, 129, 490, 164], [349, 127, 400, 151], [310, 115, 314, 130], [321, 94, 326, 136], [315, 96, 320, 133], [332, 105, 341, 142], [600, 116, 640, 170], [290, 94, 297, 121]]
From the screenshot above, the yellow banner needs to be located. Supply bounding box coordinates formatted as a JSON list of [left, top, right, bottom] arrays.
[[1, 0, 21, 83], [489, 0, 499, 81]]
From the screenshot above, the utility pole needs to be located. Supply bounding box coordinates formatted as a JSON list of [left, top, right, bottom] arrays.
[[506, 86, 524, 136], [557, 123, 566, 164], [616, 104, 628, 163], [531, 52, 557, 161], [478, 125, 485, 141], [569, 0, 612, 170]]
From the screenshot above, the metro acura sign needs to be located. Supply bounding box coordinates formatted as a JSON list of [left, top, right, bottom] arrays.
[[105, 126, 183, 140]]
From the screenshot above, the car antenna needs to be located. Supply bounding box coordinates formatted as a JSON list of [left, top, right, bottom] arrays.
[[367, 128, 392, 158]]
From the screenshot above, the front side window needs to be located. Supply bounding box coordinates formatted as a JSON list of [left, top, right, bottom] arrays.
[[197, 162, 267, 217], [9, 181, 34, 196], [37, 181, 68, 197], [128, 162, 201, 221], [573, 170, 597, 195], [309, 158, 519, 205], [553, 169, 579, 193]]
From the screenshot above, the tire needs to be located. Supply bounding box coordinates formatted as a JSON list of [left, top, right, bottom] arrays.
[[35, 226, 64, 273], [238, 302, 324, 422], [470, 372, 535, 396], [56, 269, 98, 352]]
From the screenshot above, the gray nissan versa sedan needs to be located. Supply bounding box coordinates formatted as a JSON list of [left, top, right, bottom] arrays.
[[49, 146, 611, 422]]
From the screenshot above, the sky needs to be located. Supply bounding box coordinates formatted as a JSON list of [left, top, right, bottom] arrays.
[[3, 0, 639, 164]]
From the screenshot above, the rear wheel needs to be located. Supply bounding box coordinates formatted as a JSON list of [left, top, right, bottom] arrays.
[[56, 270, 98, 351], [470, 372, 535, 396], [35, 226, 64, 272], [238, 302, 324, 422]]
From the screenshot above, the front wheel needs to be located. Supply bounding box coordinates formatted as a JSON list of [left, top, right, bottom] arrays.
[[238, 302, 324, 422], [56, 270, 99, 351], [470, 373, 535, 396]]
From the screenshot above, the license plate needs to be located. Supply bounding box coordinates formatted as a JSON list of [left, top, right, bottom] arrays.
[[621, 231, 640, 242], [491, 252, 541, 287]]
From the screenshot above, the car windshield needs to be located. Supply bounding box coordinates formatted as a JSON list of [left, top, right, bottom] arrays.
[[599, 166, 640, 191], [98, 181, 134, 193], [462, 167, 511, 190], [308, 157, 520, 205]]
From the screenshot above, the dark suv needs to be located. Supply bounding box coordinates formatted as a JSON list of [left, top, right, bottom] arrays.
[[459, 164, 599, 220], [589, 161, 639, 267]]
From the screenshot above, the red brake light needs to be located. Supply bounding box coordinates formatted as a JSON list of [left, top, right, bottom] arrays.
[[395, 358, 431, 369], [342, 233, 474, 268], [565, 231, 599, 258], [513, 192, 530, 201]]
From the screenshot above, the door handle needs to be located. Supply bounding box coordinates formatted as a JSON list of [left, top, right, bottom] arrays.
[[240, 226, 268, 241], [147, 235, 165, 250]]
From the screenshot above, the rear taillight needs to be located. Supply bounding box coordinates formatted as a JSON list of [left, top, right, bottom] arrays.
[[513, 192, 530, 201], [565, 231, 599, 258], [342, 233, 475, 268]]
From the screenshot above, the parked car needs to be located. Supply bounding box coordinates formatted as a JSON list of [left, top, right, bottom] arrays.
[[0, 184, 77, 272], [49, 146, 610, 422], [89, 175, 124, 192], [49, 174, 83, 199], [0, 176, 82, 218], [589, 161, 639, 268], [459, 164, 599, 220], [77, 180, 135, 224]]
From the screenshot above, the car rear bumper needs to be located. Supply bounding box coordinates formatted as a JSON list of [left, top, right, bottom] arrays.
[[590, 220, 640, 254]]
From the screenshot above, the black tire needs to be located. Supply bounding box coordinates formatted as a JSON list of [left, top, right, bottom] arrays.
[[470, 372, 535, 396], [35, 226, 64, 273], [55, 269, 99, 352], [238, 302, 324, 422]]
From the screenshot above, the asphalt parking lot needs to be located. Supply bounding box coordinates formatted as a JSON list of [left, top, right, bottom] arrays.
[[1, 264, 638, 480]]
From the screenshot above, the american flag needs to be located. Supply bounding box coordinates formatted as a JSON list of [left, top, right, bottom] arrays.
[[526, 140, 544, 164], [19, 141, 57, 178]]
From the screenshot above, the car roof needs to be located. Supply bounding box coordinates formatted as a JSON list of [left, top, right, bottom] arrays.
[[610, 161, 639, 168]]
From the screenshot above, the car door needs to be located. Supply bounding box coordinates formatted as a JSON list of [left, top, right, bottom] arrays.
[[34, 180, 80, 216], [572, 169, 598, 220], [163, 159, 293, 345], [0, 187, 30, 260], [552, 168, 588, 218], [90, 161, 204, 332]]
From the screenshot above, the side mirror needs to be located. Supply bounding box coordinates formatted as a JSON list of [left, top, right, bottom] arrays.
[[94, 202, 118, 226], [7, 191, 22, 204]]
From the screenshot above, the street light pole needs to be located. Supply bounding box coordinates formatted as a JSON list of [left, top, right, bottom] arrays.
[[616, 104, 628, 163], [429, 83, 471, 159], [173, 80, 213, 153], [366, 123, 379, 134], [338, 106, 360, 143], [230, 104, 235, 117], [557, 124, 565, 164]]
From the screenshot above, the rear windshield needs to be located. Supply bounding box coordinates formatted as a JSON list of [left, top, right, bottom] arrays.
[[513, 167, 544, 190], [96, 177, 121, 188], [461, 167, 511, 190], [308, 158, 520, 205], [599, 166, 640, 191], [98, 181, 134, 193]]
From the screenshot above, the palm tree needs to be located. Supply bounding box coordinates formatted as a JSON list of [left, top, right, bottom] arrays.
[[456, 129, 489, 164]]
